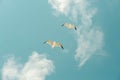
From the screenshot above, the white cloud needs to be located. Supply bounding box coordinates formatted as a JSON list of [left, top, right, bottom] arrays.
[[48, 0, 70, 16], [2, 57, 20, 80], [48, 0, 104, 67], [75, 27, 104, 67], [2, 52, 55, 80]]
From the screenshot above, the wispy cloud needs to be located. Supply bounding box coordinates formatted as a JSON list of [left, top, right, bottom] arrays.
[[2, 51, 55, 80], [75, 27, 104, 67], [48, 0, 104, 67]]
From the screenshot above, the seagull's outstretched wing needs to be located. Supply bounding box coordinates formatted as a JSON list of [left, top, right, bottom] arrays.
[[56, 42, 64, 49], [43, 40, 53, 46], [62, 23, 69, 27]]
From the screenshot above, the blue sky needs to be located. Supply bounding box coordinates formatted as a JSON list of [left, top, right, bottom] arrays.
[[0, 0, 120, 80]]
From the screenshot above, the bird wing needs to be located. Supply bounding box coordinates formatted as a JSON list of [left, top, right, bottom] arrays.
[[44, 40, 53, 46], [56, 42, 64, 49], [64, 23, 69, 27]]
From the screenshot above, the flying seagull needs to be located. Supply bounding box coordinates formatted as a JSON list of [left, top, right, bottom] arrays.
[[44, 40, 64, 49], [61, 23, 77, 30]]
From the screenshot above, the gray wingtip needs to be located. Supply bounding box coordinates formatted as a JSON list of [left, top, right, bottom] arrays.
[[75, 26, 77, 30], [61, 45, 64, 49]]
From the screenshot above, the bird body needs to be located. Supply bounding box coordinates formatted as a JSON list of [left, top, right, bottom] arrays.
[[51, 41, 56, 48], [62, 23, 77, 30], [44, 40, 64, 49]]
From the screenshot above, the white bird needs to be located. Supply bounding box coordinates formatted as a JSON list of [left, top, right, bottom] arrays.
[[44, 40, 64, 49], [61, 23, 77, 30]]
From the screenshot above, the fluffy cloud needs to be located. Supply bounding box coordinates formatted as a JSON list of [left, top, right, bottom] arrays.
[[2, 52, 55, 80], [48, 0, 104, 67], [48, 0, 70, 16]]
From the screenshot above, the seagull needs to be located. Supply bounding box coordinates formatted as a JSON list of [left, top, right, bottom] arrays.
[[61, 23, 77, 30], [43, 40, 64, 49]]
